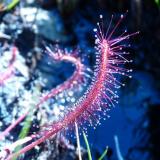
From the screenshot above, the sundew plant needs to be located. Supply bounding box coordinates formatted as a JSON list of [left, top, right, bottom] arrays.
[[0, 1, 139, 160]]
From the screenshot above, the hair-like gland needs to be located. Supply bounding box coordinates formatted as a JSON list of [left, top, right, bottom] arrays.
[[0, 47, 17, 86], [38, 47, 89, 106], [6, 15, 139, 159], [0, 48, 88, 142]]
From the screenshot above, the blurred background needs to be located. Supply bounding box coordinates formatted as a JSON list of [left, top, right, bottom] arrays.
[[0, 0, 160, 160]]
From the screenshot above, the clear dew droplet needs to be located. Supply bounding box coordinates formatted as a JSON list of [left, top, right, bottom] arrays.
[[100, 14, 103, 19], [93, 28, 97, 32], [121, 14, 124, 18]]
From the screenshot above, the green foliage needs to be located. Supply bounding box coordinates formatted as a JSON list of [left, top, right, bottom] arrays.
[[13, 88, 41, 160], [83, 131, 92, 160], [13, 112, 32, 160], [83, 131, 108, 160], [98, 147, 108, 160], [6, 0, 20, 11], [155, 0, 160, 7]]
